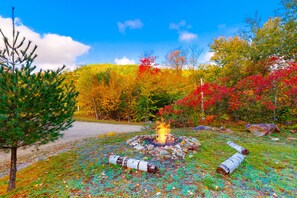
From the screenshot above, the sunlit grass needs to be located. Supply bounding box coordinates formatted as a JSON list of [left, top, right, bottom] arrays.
[[1, 128, 296, 197]]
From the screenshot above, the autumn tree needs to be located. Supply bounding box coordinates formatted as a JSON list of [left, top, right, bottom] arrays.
[[210, 36, 251, 86], [120, 75, 138, 122], [165, 47, 188, 74], [0, 8, 78, 191], [76, 68, 101, 119]]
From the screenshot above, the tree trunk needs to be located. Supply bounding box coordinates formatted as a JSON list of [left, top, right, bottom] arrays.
[[92, 98, 99, 120], [8, 147, 17, 191]]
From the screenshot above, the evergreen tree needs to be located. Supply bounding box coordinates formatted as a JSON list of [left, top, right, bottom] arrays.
[[0, 8, 78, 191]]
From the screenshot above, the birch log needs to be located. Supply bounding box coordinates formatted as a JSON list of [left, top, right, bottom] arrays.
[[227, 141, 249, 155], [216, 153, 245, 175], [109, 155, 158, 173]]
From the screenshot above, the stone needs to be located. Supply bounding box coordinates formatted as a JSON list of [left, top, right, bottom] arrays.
[[175, 144, 182, 150], [188, 145, 199, 151], [192, 125, 212, 130], [147, 144, 154, 151], [134, 145, 144, 150], [246, 124, 280, 136], [159, 150, 169, 156], [126, 134, 202, 160], [176, 151, 185, 157], [287, 137, 297, 141], [191, 138, 198, 143], [220, 126, 226, 130]]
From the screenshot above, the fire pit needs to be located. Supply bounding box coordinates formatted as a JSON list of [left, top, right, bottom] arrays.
[[126, 122, 201, 159]]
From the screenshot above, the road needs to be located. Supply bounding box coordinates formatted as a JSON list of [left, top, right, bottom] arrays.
[[0, 121, 144, 163]]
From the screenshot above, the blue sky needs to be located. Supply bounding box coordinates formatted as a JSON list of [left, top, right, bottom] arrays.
[[0, 0, 281, 69]]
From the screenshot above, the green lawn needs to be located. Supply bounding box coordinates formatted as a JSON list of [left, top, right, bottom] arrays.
[[73, 114, 143, 126], [1, 128, 296, 197]]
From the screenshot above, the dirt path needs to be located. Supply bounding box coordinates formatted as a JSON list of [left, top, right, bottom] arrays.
[[0, 122, 143, 177]]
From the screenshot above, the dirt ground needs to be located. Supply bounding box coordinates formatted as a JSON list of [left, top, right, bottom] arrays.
[[0, 121, 143, 176]]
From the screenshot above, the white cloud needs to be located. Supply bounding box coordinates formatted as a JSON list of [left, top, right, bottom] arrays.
[[169, 21, 197, 42], [0, 16, 90, 70], [178, 32, 198, 42], [117, 19, 143, 33], [169, 20, 186, 30], [114, 57, 135, 65], [199, 52, 214, 63]]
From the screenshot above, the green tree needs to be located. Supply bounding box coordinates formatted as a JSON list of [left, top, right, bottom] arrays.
[[0, 9, 78, 191], [210, 36, 251, 86]]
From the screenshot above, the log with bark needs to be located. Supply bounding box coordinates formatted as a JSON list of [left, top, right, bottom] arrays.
[[216, 153, 245, 175], [109, 155, 158, 173], [227, 141, 249, 155]]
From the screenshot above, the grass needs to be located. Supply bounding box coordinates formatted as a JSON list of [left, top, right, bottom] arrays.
[[73, 115, 143, 126], [0, 128, 296, 197]]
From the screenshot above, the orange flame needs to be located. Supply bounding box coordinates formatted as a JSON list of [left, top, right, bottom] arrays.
[[156, 122, 171, 144]]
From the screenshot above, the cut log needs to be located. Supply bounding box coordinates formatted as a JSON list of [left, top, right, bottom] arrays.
[[227, 141, 249, 155], [108, 155, 158, 173], [216, 153, 245, 175]]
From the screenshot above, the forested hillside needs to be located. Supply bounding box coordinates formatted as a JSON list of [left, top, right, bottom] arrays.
[[64, 0, 297, 126]]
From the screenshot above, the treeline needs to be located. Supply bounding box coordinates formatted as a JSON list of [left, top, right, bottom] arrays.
[[160, 61, 297, 127], [160, 0, 297, 126], [69, 60, 193, 122], [65, 0, 297, 125]]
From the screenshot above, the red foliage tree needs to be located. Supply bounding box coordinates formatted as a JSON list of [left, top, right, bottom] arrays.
[[137, 56, 160, 78]]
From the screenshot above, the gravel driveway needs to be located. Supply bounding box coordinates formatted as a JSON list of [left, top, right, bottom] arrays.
[[0, 121, 144, 163]]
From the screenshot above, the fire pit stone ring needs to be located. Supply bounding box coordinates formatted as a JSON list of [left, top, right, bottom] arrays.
[[126, 134, 201, 160]]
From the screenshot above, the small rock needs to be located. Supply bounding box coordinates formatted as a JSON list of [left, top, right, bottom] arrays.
[[175, 144, 182, 150], [188, 154, 194, 159], [287, 137, 297, 141], [132, 142, 139, 146], [191, 137, 198, 143], [159, 150, 169, 156], [134, 145, 144, 150], [147, 144, 154, 151], [188, 145, 199, 151], [176, 151, 185, 157]]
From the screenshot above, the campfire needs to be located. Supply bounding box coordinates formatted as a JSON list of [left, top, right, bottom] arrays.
[[126, 121, 201, 160], [148, 122, 180, 146]]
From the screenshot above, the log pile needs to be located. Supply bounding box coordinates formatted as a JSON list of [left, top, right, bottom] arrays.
[[216, 141, 249, 175]]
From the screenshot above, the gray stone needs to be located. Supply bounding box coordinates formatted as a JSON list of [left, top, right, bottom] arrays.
[[147, 144, 154, 151], [175, 144, 182, 150], [159, 150, 169, 156], [134, 144, 144, 150]]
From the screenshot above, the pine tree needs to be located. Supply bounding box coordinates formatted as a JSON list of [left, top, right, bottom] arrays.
[[0, 8, 78, 191]]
